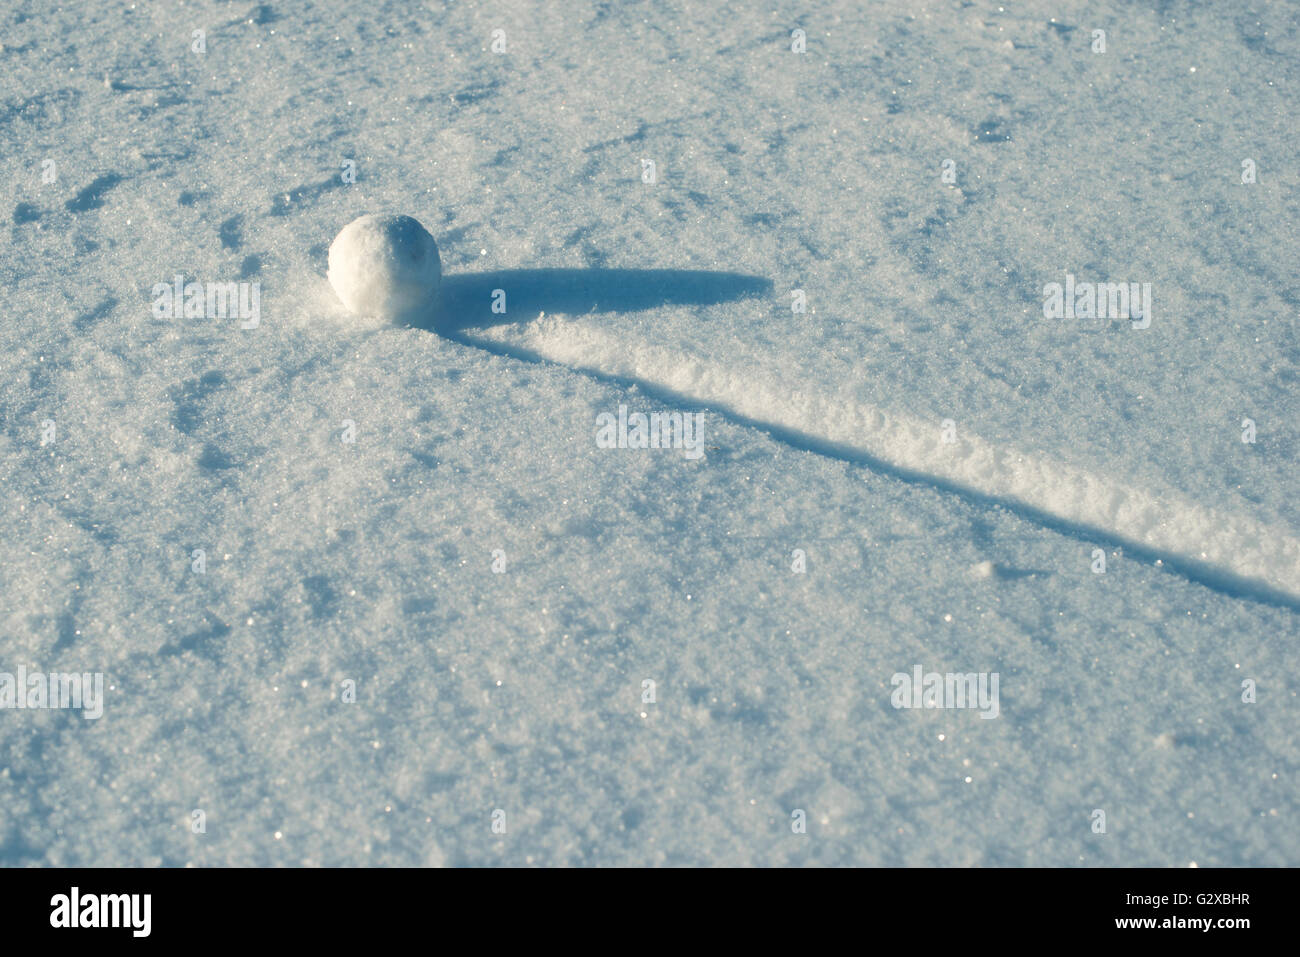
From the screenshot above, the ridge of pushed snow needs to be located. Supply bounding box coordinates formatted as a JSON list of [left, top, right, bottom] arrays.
[[470, 314, 1300, 604]]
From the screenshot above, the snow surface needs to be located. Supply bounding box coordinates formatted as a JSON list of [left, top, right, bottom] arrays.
[[1, 0, 1297, 866]]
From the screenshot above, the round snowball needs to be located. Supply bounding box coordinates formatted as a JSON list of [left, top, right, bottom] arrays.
[[327, 214, 441, 321]]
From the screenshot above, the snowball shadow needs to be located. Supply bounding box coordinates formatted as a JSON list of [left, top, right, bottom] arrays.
[[422, 268, 773, 333]]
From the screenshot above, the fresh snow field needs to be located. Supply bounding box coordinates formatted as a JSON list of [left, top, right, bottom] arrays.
[[1, 0, 1297, 866]]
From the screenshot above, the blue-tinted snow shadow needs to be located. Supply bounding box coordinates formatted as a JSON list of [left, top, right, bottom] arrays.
[[420, 268, 773, 334], [415, 268, 1300, 616]]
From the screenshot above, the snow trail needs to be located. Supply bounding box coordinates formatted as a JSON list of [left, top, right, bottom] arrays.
[[463, 314, 1300, 605]]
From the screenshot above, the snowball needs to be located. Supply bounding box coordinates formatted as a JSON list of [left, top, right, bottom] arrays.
[[327, 214, 441, 321]]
